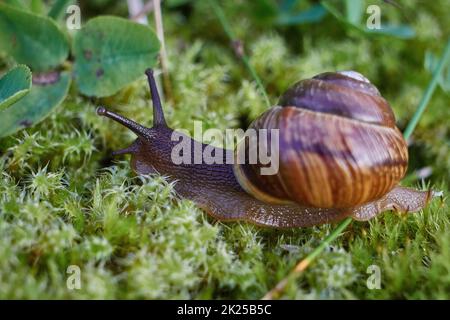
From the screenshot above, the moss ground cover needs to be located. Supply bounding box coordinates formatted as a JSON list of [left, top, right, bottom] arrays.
[[0, 0, 448, 299]]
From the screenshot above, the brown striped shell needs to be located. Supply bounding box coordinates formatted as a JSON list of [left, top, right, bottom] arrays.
[[233, 71, 409, 209]]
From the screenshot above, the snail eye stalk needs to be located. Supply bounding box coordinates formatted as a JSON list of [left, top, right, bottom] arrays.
[[145, 69, 167, 127], [96, 107, 149, 138]]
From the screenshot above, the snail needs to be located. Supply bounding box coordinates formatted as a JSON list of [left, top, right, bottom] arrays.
[[96, 69, 438, 228]]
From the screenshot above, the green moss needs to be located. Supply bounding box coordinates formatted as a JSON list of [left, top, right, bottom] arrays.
[[0, 0, 449, 299]]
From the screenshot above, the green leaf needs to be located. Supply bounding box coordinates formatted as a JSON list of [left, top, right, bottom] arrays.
[[0, 65, 32, 111], [0, 72, 71, 138], [73, 16, 160, 97], [30, 0, 45, 15], [276, 4, 326, 25], [279, 0, 297, 12], [2, 0, 28, 10], [0, 3, 69, 71], [365, 24, 415, 39]]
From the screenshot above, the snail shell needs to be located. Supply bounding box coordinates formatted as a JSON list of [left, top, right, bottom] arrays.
[[233, 71, 408, 208]]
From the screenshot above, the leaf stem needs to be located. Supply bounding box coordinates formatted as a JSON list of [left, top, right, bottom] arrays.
[[403, 38, 450, 140], [153, 0, 173, 101], [209, 0, 271, 108]]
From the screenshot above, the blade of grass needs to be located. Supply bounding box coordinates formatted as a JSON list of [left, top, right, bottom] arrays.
[[403, 38, 450, 140], [208, 0, 271, 108], [262, 217, 352, 300], [345, 0, 363, 25], [262, 38, 450, 300]]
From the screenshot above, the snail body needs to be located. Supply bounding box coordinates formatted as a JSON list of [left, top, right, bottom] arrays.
[[97, 69, 435, 228]]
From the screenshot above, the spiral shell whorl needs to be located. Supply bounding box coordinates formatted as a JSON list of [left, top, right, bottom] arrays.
[[234, 71, 409, 209], [279, 71, 396, 127]]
